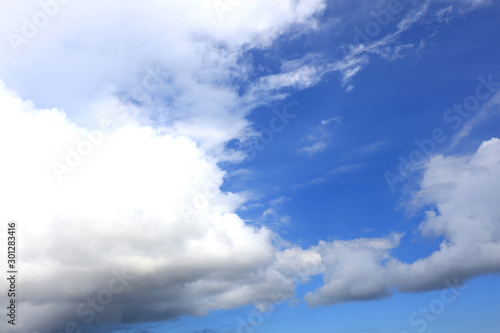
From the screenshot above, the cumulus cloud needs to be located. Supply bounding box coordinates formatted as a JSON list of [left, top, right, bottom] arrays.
[[0, 80, 298, 332], [0, 0, 327, 158], [2, 80, 500, 328], [0, 1, 331, 330], [305, 234, 403, 306], [388, 138, 500, 292], [305, 138, 500, 306], [0, 0, 499, 331]]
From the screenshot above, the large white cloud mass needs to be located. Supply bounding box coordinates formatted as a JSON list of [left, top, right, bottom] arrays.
[[0, 0, 327, 159], [0, 0, 499, 332], [0, 1, 328, 331], [0, 80, 295, 331]]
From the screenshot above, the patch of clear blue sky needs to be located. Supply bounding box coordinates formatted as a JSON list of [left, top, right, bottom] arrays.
[[116, 274, 499, 333], [105, 2, 500, 333]]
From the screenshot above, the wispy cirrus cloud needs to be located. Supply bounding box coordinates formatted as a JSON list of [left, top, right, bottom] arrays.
[[299, 116, 343, 155], [328, 0, 493, 89], [305, 138, 500, 305], [294, 164, 363, 188], [450, 90, 500, 149]]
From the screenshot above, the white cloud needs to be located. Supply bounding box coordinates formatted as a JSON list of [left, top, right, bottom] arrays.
[[320, 116, 343, 126], [254, 197, 292, 229], [305, 234, 403, 306], [2, 81, 500, 329], [0, 1, 331, 330], [299, 116, 343, 155], [388, 137, 500, 292], [0, 80, 300, 331], [305, 138, 500, 306], [329, 0, 492, 88], [270, 196, 292, 206], [273, 247, 325, 283], [331, 1, 428, 87], [1, 1, 499, 330], [294, 164, 363, 187], [0, 0, 327, 159], [300, 140, 328, 155]]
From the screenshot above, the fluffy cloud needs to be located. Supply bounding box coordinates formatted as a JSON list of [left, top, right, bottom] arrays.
[[2, 78, 500, 329], [305, 138, 500, 306], [0, 0, 326, 158], [0, 1, 331, 330], [0, 80, 297, 332], [305, 234, 402, 306], [388, 138, 500, 292], [1, 1, 499, 331]]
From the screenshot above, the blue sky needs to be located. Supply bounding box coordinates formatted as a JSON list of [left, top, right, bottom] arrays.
[[0, 1, 499, 333]]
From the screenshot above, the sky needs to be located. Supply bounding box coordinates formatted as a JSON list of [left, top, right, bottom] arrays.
[[0, 0, 499, 332]]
